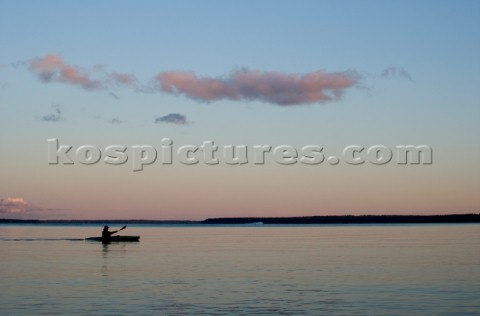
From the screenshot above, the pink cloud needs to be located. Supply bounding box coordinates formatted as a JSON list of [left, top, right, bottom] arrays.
[[26, 54, 366, 105], [157, 68, 359, 105], [108, 72, 138, 86], [29, 55, 138, 90], [0, 197, 29, 214], [29, 55, 102, 90], [0, 197, 64, 219]]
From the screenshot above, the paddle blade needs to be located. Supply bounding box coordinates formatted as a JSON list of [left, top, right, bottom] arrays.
[[120, 225, 127, 230]]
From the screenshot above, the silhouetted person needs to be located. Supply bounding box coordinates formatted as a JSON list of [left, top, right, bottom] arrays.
[[101, 225, 120, 244]]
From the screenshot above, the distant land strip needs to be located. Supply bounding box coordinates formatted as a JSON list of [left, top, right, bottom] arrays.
[[202, 214, 480, 224], [1, 214, 479, 225]]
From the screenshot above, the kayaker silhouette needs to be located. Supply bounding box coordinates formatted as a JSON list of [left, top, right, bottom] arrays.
[[101, 225, 126, 244]]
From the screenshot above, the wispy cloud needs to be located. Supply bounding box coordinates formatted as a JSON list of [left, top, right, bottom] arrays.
[[29, 55, 102, 90], [380, 66, 413, 81], [40, 104, 63, 122], [28, 54, 138, 90], [23, 54, 414, 107], [156, 69, 360, 106], [0, 197, 64, 219], [109, 117, 124, 124], [155, 113, 190, 125], [0, 197, 29, 214], [107, 72, 138, 86], [108, 92, 120, 100]]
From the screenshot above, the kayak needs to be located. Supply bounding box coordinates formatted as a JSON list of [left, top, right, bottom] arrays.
[[86, 236, 140, 242]]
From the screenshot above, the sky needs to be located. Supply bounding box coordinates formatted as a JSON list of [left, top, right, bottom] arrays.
[[0, 1, 479, 220]]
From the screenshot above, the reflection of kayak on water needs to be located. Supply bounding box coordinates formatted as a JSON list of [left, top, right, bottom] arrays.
[[86, 236, 140, 242]]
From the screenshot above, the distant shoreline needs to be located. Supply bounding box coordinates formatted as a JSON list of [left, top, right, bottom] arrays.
[[1, 214, 479, 225]]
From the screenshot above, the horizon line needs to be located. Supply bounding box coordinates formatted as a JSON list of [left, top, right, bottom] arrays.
[[1, 213, 479, 225]]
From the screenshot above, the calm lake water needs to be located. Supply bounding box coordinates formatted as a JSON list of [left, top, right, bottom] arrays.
[[0, 224, 479, 315]]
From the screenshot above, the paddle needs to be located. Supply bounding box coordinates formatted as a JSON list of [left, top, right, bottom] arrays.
[[113, 225, 127, 235]]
